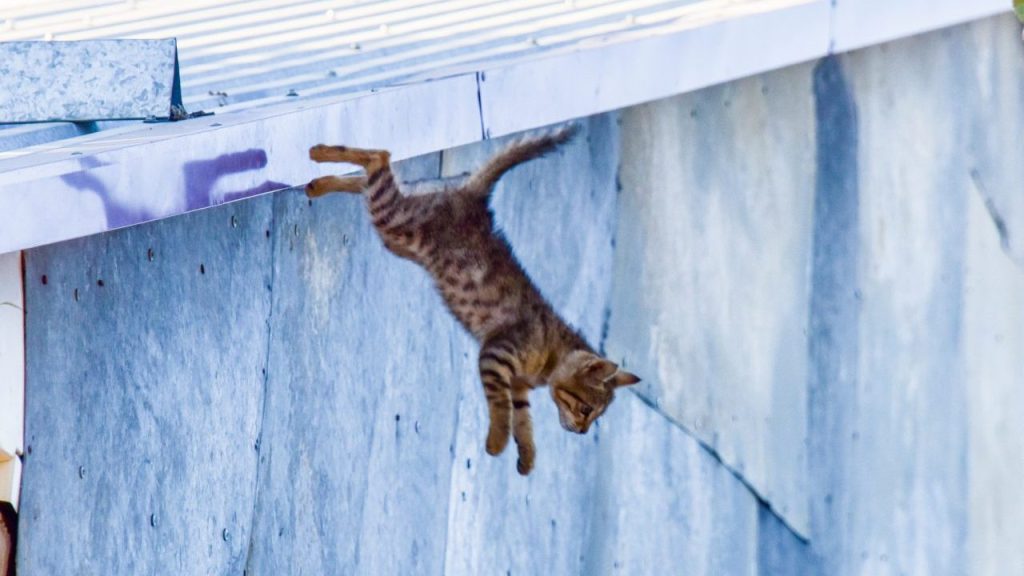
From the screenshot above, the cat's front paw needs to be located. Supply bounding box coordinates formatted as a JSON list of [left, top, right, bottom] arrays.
[[485, 425, 510, 456], [516, 442, 535, 475]]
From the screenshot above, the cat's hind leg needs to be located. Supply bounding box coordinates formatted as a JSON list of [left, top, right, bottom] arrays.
[[479, 339, 524, 458], [306, 175, 367, 197], [511, 380, 536, 475]]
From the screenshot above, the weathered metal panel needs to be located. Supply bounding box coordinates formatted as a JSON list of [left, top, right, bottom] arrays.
[[19, 196, 275, 575], [809, 27, 976, 575], [960, 15, 1024, 575], [0, 74, 482, 254], [607, 63, 817, 536], [964, 172, 1024, 576], [586, 394, 762, 575], [0, 40, 180, 122], [242, 153, 466, 575], [479, 0, 830, 139], [831, 0, 1008, 53]]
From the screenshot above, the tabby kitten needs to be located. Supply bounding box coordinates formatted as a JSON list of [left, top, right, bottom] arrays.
[[306, 126, 640, 475]]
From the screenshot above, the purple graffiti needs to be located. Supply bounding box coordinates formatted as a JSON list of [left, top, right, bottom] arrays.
[[61, 157, 155, 229], [59, 149, 291, 232], [183, 149, 289, 210]]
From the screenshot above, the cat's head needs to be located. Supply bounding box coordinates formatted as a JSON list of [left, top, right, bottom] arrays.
[[549, 351, 640, 434]]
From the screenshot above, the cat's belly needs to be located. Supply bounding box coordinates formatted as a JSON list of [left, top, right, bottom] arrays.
[[434, 277, 519, 340]]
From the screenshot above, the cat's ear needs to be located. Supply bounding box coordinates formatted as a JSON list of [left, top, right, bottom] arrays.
[[609, 370, 641, 388], [584, 358, 618, 380]]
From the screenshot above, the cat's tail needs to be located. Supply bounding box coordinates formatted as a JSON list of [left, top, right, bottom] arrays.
[[468, 124, 580, 193]]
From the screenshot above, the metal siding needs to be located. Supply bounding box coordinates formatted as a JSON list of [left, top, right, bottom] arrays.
[[19, 195, 276, 575], [586, 394, 762, 576], [804, 19, 1024, 575], [830, 29, 970, 575], [244, 153, 459, 574], [961, 16, 1024, 576], [607, 62, 817, 536]]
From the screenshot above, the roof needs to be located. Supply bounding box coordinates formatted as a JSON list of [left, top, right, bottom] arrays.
[[0, 0, 1008, 253]]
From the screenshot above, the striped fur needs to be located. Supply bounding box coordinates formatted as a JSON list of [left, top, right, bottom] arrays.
[[307, 125, 640, 475]]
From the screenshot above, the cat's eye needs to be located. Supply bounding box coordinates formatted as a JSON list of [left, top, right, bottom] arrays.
[[580, 405, 593, 417]]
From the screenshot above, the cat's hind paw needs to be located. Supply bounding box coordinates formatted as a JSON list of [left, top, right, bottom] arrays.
[[485, 426, 510, 456], [516, 443, 535, 475]]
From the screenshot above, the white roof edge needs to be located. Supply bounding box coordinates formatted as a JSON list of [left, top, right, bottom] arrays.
[[0, 0, 1010, 254]]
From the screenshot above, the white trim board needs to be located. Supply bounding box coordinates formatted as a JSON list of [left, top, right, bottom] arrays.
[[0, 251, 24, 510]]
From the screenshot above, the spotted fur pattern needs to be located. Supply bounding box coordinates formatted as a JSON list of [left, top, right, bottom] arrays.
[[307, 126, 639, 475]]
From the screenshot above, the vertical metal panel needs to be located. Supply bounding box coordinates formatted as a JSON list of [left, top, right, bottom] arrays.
[[805, 55, 861, 575], [831, 0, 1008, 54], [586, 393, 762, 575], [0, 40, 180, 122], [479, 0, 830, 139], [961, 16, 1024, 575], [607, 63, 817, 536], [810, 27, 974, 575], [242, 153, 463, 575], [19, 196, 276, 575], [964, 175, 1024, 576]]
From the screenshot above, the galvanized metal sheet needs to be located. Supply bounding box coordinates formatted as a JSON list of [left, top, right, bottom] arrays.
[[0, 74, 482, 254], [831, 0, 1007, 53], [0, 39, 180, 122], [19, 195, 276, 575]]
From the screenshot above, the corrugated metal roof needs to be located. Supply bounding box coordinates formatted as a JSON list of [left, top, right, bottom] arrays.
[[1, 0, 716, 114]]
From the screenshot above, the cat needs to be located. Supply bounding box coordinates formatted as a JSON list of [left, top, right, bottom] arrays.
[[305, 125, 640, 475]]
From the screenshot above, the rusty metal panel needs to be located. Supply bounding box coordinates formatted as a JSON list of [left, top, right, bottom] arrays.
[[0, 40, 181, 122]]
